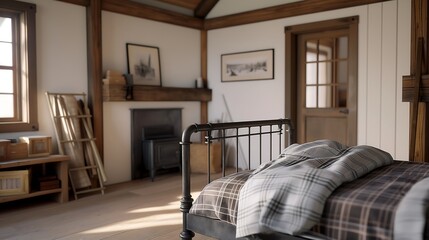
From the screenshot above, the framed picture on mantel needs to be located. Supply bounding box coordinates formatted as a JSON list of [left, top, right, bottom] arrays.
[[126, 43, 162, 86]]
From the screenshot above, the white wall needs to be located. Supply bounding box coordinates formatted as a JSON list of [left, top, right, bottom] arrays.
[[102, 11, 201, 88], [0, 1, 202, 185], [0, 0, 412, 184], [102, 12, 201, 184], [207, 0, 411, 166], [0, 1, 87, 148]]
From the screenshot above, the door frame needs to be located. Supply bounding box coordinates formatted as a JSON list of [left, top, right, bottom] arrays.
[[285, 16, 358, 144]]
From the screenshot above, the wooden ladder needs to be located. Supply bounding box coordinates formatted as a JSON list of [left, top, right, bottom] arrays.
[[46, 92, 106, 199]]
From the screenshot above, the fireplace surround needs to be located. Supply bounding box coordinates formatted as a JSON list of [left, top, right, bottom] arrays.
[[130, 108, 182, 180]]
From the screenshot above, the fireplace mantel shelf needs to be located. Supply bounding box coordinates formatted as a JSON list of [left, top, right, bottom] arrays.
[[103, 84, 212, 102]]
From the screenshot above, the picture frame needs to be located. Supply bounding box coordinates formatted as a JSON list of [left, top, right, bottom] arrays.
[[221, 49, 274, 82], [126, 43, 162, 86]]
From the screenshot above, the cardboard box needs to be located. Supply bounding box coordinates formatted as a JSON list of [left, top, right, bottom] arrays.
[[0, 170, 29, 196], [190, 142, 221, 173], [7, 142, 28, 160], [103, 84, 126, 101], [0, 140, 10, 161], [19, 136, 52, 157]]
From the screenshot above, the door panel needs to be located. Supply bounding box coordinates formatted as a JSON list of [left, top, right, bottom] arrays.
[[306, 117, 347, 143], [297, 27, 357, 146]]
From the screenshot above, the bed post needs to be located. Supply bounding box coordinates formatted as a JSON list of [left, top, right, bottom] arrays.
[[180, 124, 197, 240]]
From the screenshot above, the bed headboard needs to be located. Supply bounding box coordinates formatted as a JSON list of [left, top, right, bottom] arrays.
[[179, 118, 294, 239]]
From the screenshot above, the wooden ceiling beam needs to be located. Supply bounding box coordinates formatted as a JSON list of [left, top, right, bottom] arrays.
[[204, 0, 390, 30], [56, 0, 203, 29], [57, 0, 393, 30], [194, 0, 218, 19], [102, 0, 203, 29]]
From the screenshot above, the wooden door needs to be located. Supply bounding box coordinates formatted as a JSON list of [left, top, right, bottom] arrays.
[[296, 26, 357, 146]]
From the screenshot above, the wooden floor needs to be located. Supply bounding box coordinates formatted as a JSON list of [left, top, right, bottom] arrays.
[[0, 171, 217, 240]]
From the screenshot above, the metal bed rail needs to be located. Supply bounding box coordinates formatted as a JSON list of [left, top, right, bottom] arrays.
[[180, 118, 294, 240]]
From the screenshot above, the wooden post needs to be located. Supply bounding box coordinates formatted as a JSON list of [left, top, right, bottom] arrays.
[[86, 0, 104, 158], [200, 30, 209, 142], [410, 38, 424, 161], [407, 0, 429, 162]]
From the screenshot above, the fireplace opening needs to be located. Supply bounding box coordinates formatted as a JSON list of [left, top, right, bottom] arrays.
[[131, 108, 182, 180], [142, 125, 176, 139]]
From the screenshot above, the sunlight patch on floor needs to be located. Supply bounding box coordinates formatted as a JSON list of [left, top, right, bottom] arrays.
[[130, 201, 180, 213], [82, 212, 182, 234], [81, 190, 203, 235]]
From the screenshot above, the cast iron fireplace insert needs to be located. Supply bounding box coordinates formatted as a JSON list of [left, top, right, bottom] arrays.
[[130, 108, 182, 180], [142, 125, 180, 181]]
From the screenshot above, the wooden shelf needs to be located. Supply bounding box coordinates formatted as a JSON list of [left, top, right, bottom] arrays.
[[0, 155, 69, 203], [0, 189, 62, 204], [403, 74, 429, 102], [103, 84, 212, 102]]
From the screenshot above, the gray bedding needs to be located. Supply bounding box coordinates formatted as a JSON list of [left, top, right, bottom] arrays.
[[191, 141, 429, 239], [236, 140, 393, 237]]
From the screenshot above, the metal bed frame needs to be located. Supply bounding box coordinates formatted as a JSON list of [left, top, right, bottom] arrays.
[[179, 119, 296, 240]]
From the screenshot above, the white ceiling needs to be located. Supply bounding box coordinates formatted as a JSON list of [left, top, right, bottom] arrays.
[[132, 0, 194, 16], [207, 0, 302, 18]]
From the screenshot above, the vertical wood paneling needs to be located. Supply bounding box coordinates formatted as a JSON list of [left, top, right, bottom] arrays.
[[396, 0, 411, 160], [366, 3, 383, 147], [380, 1, 397, 155]]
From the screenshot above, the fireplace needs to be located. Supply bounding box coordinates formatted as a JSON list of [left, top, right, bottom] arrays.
[[142, 125, 180, 181], [130, 108, 182, 180]]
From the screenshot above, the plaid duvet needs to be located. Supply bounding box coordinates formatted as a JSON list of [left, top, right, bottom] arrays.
[[190, 160, 429, 240], [312, 161, 429, 240], [190, 170, 252, 224], [236, 140, 393, 237]]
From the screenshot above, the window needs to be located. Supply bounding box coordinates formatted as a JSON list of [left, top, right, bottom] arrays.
[[304, 35, 349, 108], [0, 0, 37, 133]]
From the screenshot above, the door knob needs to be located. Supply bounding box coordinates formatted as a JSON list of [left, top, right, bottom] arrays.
[[339, 109, 349, 114]]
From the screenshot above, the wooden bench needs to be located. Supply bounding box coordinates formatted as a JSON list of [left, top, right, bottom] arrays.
[[0, 155, 69, 203]]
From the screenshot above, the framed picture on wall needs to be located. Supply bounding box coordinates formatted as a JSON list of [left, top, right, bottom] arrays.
[[126, 43, 162, 86], [221, 49, 274, 82]]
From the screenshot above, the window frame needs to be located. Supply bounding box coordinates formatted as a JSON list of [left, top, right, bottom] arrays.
[[0, 0, 37, 133]]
